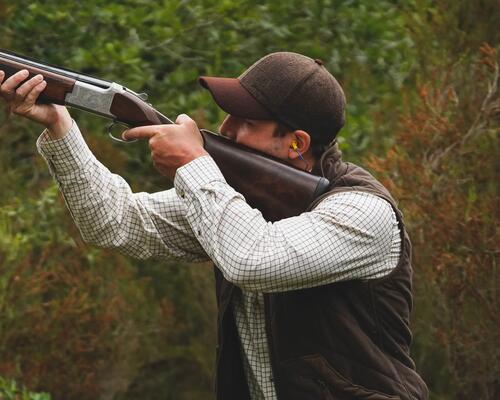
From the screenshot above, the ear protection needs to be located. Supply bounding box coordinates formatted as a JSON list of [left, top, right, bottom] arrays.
[[290, 139, 310, 171], [290, 140, 309, 170]]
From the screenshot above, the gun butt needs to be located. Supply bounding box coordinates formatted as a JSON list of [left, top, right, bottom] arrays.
[[201, 129, 330, 221]]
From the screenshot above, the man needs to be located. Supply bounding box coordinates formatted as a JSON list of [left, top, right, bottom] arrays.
[[0, 52, 428, 399]]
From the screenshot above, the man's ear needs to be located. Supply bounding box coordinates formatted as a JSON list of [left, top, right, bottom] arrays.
[[288, 130, 311, 159]]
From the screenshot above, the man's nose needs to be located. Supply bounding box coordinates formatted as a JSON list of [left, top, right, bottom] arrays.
[[219, 115, 237, 140]]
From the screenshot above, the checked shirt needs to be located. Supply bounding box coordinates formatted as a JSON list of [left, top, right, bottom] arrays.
[[37, 122, 401, 400]]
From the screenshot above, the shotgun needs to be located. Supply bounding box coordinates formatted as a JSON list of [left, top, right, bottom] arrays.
[[0, 49, 330, 222]]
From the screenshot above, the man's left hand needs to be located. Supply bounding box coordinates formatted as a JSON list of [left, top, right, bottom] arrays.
[[122, 114, 209, 180]]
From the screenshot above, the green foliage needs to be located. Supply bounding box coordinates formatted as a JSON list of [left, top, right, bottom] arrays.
[[0, 376, 51, 400], [406, 0, 500, 74], [2, 0, 415, 161]]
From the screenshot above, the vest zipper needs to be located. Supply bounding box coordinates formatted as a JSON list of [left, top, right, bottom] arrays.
[[263, 295, 281, 399], [215, 280, 235, 396], [316, 379, 334, 399]]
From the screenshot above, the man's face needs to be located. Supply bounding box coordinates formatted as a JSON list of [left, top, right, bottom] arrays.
[[219, 115, 291, 160]]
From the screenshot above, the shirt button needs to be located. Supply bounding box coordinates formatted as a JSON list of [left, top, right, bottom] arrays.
[[179, 190, 185, 198]]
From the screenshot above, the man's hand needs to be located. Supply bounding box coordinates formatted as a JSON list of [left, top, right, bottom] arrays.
[[0, 69, 72, 138], [122, 114, 209, 180]]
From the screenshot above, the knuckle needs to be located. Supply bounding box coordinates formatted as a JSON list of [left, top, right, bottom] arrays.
[[14, 90, 25, 99], [150, 134, 162, 146], [0, 87, 10, 97], [12, 104, 29, 115]]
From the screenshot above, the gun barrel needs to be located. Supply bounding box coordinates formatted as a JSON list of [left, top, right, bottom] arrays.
[[0, 49, 158, 121], [0, 49, 112, 89]]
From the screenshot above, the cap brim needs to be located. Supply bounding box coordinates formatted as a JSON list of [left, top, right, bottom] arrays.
[[199, 76, 273, 120]]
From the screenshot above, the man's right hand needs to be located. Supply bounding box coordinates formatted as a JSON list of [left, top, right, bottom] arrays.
[[0, 69, 72, 138]]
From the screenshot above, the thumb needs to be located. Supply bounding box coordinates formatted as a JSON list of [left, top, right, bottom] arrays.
[[175, 113, 195, 125]]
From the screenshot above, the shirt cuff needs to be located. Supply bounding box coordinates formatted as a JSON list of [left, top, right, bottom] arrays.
[[174, 155, 226, 199], [36, 120, 94, 174]]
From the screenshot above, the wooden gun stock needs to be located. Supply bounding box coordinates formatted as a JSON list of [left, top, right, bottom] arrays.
[[201, 131, 329, 221], [0, 49, 330, 221]]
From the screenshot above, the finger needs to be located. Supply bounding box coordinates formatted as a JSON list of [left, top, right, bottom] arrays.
[[0, 69, 29, 98], [175, 113, 202, 144], [121, 125, 160, 141], [12, 80, 47, 116], [24, 80, 47, 105], [14, 74, 44, 100], [0, 70, 5, 85]]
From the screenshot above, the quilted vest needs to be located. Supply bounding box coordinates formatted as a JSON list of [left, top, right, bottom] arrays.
[[213, 145, 428, 400]]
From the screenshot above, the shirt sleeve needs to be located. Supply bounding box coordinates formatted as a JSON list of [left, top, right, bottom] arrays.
[[36, 121, 208, 262], [175, 156, 401, 292]]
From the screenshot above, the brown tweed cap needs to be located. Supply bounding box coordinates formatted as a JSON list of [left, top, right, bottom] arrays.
[[199, 52, 346, 144]]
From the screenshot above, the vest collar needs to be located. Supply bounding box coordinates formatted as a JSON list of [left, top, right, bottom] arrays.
[[312, 143, 348, 183]]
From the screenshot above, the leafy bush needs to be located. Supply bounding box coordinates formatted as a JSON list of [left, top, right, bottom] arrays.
[[1, 0, 415, 161]]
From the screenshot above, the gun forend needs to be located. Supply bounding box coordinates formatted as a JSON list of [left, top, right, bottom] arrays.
[[0, 51, 76, 104]]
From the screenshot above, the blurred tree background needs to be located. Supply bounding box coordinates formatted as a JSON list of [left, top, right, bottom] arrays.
[[0, 0, 498, 399]]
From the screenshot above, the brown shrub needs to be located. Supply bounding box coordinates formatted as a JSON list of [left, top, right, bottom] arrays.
[[367, 44, 499, 399]]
